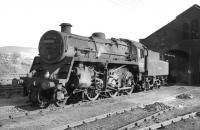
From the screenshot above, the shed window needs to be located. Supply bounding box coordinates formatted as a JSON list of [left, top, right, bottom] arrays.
[[191, 19, 199, 39], [182, 23, 189, 40]]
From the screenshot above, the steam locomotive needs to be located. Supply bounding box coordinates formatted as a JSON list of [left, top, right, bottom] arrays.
[[18, 23, 169, 108]]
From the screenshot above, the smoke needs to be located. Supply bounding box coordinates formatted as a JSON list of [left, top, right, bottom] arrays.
[[97, 46, 106, 57], [78, 67, 92, 88]]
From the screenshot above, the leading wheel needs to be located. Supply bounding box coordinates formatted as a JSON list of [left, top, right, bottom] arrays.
[[53, 87, 69, 107], [157, 79, 161, 89], [84, 88, 100, 101], [37, 88, 50, 108]]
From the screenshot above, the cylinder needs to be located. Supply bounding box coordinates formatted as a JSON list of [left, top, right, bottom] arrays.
[[41, 80, 56, 90]]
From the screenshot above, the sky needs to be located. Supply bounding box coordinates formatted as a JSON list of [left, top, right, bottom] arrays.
[[0, 0, 200, 48]]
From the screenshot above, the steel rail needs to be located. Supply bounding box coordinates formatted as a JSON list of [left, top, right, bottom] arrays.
[[0, 86, 193, 128], [49, 106, 137, 130], [116, 107, 174, 130], [137, 112, 197, 130], [0, 92, 129, 121], [48, 89, 194, 130], [49, 107, 174, 130]]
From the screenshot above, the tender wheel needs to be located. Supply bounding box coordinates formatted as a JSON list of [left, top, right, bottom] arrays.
[[153, 82, 158, 89], [53, 87, 69, 107], [136, 83, 143, 91], [149, 83, 154, 90], [37, 88, 50, 108], [157, 79, 161, 88], [143, 82, 150, 91], [84, 87, 100, 101]]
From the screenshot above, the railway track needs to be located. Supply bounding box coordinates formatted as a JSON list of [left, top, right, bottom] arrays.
[[0, 92, 129, 121], [117, 109, 197, 130], [0, 85, 23, 98], [0, 87, 193, 129], [50, 106, 174, 130], [0, 86, 192, 122], [49, 105, 143, 130], [0, 74, 27, 98], [137, 112, 197, 130], [45, 89, 193, 130], [0, 85, 197, 130], [49, 105, 198, 130], [0, 73, 26, 86], [0, 86, 192, 121], [116, 108, 175, 130]]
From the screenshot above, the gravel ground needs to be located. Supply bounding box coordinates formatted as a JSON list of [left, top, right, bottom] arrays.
[[0, 85, 185, 119], [74, 102, 170, 130], [73, 108, 155, 130], [0, 85, 199, 130], [130, 106, 200, 130]]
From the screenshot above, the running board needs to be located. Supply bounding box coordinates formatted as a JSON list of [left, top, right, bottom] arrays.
[[118, 87, 132, 90], [106, 86, 132, 91]]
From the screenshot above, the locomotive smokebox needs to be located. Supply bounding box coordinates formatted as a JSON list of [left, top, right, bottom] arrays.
[[60, 23, 72, 33]]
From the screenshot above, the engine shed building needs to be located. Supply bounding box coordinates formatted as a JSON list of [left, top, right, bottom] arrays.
[[140, 4, 200, 85]]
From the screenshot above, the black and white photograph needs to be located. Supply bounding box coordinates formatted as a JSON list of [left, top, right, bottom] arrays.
[[0, 0, 200, 129]]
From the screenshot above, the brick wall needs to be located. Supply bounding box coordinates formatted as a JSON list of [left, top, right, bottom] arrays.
[[140, 5, 200, 84]]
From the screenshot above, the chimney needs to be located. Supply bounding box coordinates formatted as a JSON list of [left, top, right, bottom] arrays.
[[60, 23, 72, 33]]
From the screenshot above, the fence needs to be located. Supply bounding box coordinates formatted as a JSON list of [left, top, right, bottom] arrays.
[[0, 73, 27, 86]]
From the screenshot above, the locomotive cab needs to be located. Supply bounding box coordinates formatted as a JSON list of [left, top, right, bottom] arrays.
[[128, 40, 147, 73], [137, 48, 145, 72]]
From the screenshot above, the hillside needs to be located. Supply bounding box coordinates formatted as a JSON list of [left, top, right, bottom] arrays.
[[0, 46, 38, 75]]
